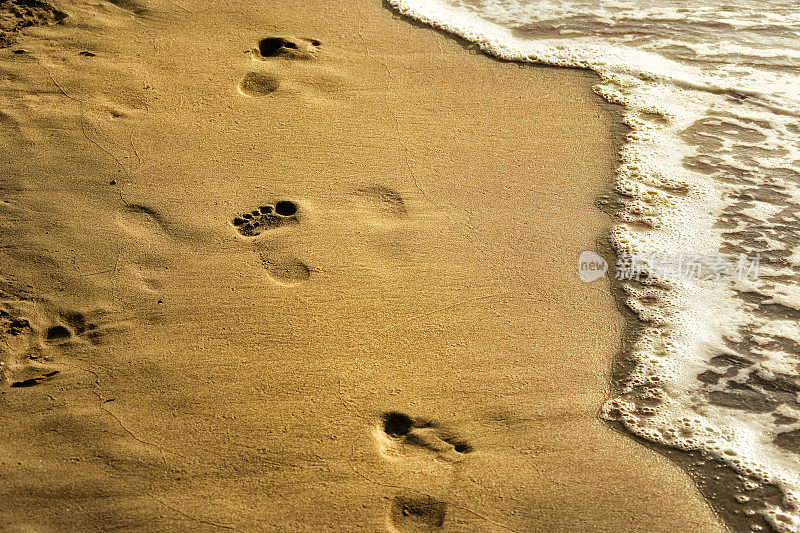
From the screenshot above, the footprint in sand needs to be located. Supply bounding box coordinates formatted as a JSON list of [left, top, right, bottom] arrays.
[[0, 303, 120, 389], [237, 36, 319, 97], [375, 412, 474, 531], [389, 494, 448, 532], [238, 35, 356, 103], [237, 72, 280, 97], [380, 412, 473, 462], [0, 307, 78, 388], [231, 200, 299, 237], [231, 200, 312, 286], [252, 36, 321, 61], [355, 185, 409, 220], [0, 308, 47, 388], [55, 309, 114, 345], [230, 188, 413, 285], [116, 204, 173, 240], [0, 0, 66, 47], [256, 251, 311, 286], [114, 203, 177, 297]]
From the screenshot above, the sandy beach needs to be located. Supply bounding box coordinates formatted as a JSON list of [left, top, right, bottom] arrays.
[[0, 0, 727, 530]]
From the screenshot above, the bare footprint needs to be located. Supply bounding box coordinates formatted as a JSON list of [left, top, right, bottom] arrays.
[[389, 494, 447, 532], [0, 306, 61, 388], [256, 250, 311, 287], [0, 0, 67, 47], [238, 72, 280, 97], [116, 204, 171, 240], [231, 199, 311, 285], [376, 413, 473, 531], [240, 36, 354, 104], [356, 185, 408, 219], [0, 301, 124, 390], [252, 36, 321, 61], [231, 200, 299, 237], [380, 412, 473, 463], [0, 307, 36, 386]]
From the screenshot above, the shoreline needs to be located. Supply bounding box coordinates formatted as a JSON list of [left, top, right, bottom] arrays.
[[600, 224, 785, 533], [1, 0, 725, 530]]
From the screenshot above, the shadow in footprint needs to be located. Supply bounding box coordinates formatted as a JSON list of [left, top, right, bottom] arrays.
[[255, 36, 321, 60], [384, 412, 414, 437], [116, 203, 173, 240], [238, 72, 280, 97], [106, 0, 147, 15], [390, 494, 446, 531], [232, 200, 299, 237], [44, 325, 71, 344], [357, 185, 408, 218], [10, 370, 59, 388], [258, 253, 311, 287], [55, 309, 112, 345], [381, 412, 473, 461]]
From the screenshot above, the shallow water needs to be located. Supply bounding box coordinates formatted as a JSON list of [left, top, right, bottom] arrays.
[[386, 0, 800, 530]]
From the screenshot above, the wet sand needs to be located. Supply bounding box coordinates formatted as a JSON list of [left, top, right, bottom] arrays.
[[0, 0, 725, 530]]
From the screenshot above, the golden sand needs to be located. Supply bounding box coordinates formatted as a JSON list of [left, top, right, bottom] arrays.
[[0, 0, 725, 530]]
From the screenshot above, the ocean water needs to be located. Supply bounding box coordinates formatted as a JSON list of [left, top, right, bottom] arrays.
[[386, 0, 800, 530]]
